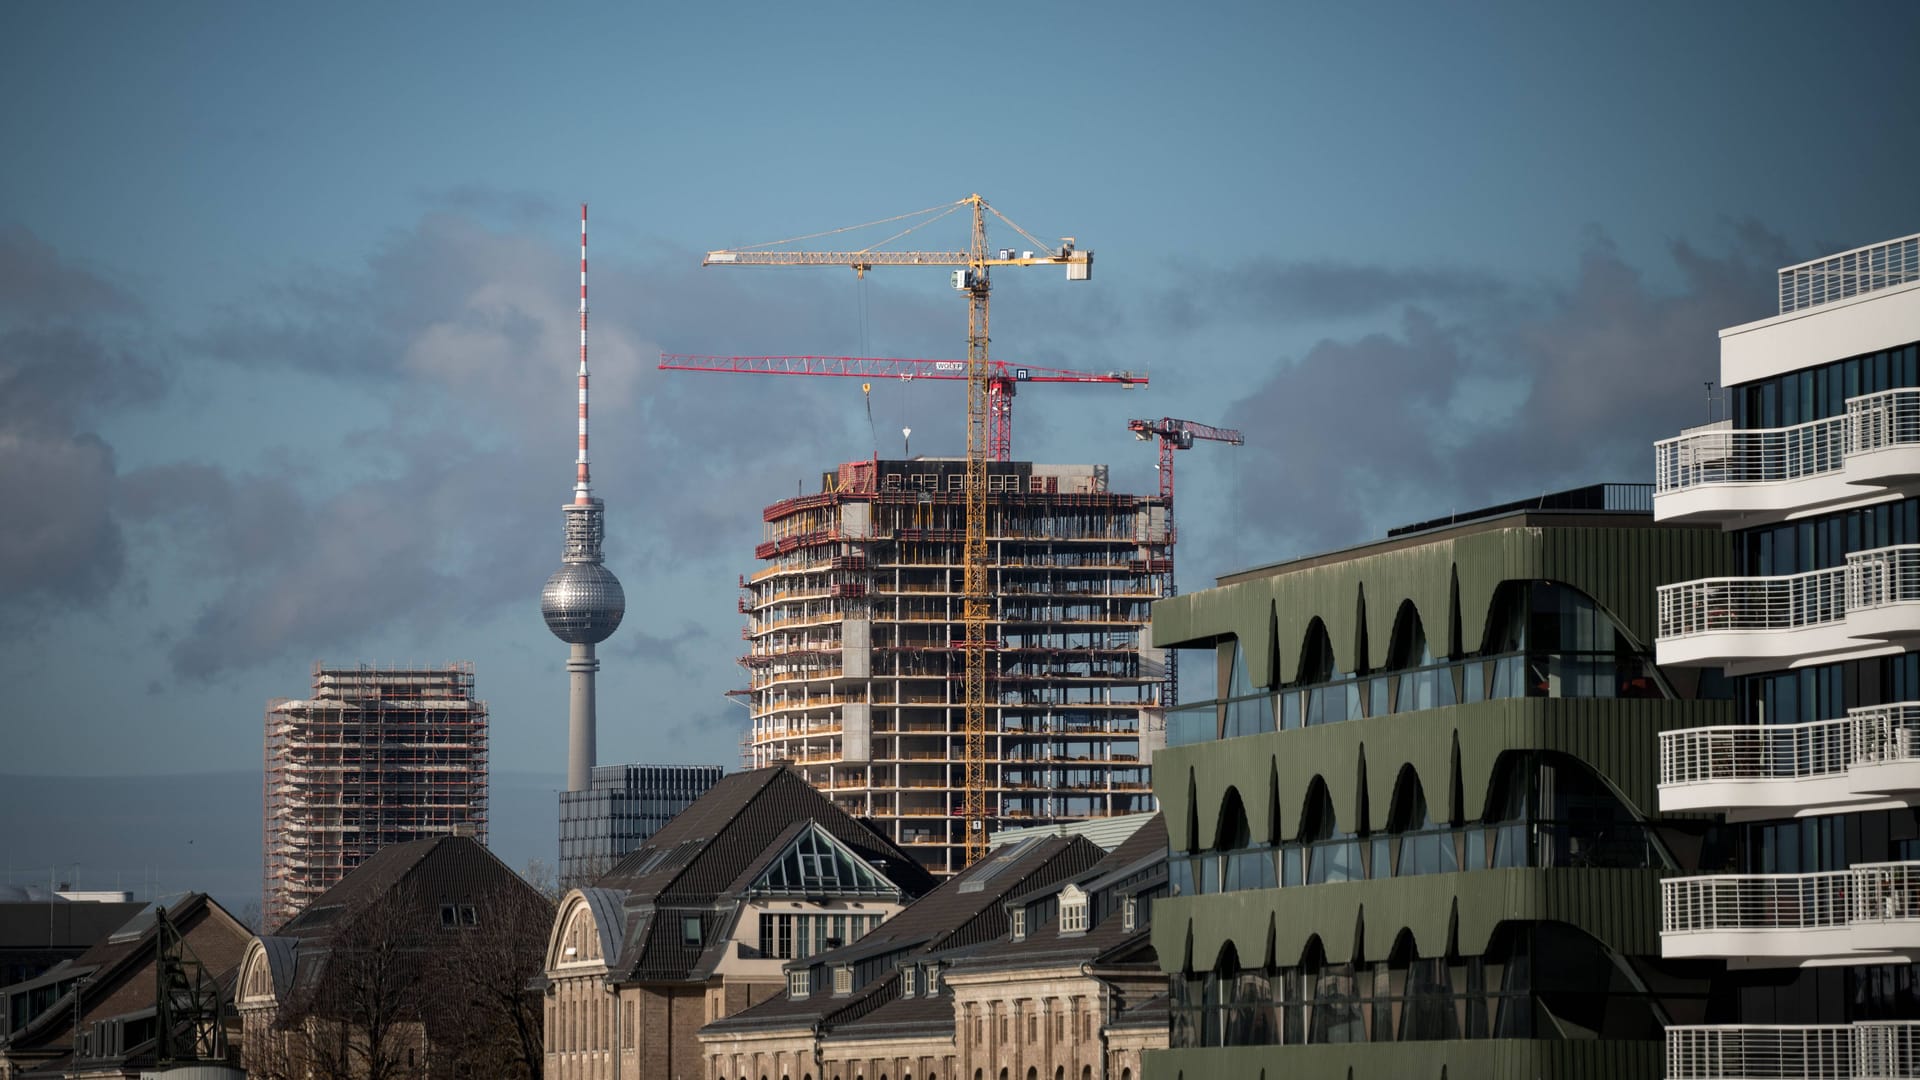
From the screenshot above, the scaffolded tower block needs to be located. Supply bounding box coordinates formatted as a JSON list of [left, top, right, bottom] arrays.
[[262, 663, 489, 931], [741, 459, 1171, 876]]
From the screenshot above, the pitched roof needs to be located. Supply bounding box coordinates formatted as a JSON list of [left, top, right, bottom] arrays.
[[277, 834, 531, 942], [954, 814, 1167, 972], [592, 767, 934, 983], [705, 834, 1105, 1035]]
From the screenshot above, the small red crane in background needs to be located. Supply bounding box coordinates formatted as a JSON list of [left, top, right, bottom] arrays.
[[660, 354, 1147, 461], [1128, 417, 1245, 707]]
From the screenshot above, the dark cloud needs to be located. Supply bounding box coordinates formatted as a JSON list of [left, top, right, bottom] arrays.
[[0, 226, 140, 321], [1218, 222, 1786, 558], [0, 256, 162, 606], [1153, 257, 1508, 333], [609, 621, 714, 665]]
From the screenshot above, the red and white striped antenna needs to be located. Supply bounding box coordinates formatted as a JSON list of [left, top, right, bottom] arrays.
[[575, 203, 592, 504]]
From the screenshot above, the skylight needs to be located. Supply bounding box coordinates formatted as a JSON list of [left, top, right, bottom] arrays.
[[752, 825, 898, 897]]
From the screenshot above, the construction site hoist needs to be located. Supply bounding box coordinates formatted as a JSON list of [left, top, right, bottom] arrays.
[[705, 195, 1093, 866], [657, 353, 1144, 462], [1129, 417, 1245, 708]]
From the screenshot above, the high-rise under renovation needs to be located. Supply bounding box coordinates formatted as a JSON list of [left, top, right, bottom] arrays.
[[262, 663, 489, 931], [741, 456, 1170, 876]]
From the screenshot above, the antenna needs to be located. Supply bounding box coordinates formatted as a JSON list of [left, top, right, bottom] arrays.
[[575, 203, 592, 505]]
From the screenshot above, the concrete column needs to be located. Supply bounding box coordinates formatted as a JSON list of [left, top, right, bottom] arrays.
[[568, 642, 599, 792]]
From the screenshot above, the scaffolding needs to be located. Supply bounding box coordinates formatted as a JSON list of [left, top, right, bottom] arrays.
[[740, 459, 1171, 876], [262, 662, 489, 931]]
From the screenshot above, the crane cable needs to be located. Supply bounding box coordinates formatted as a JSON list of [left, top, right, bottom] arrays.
[[863, 382, 877, 460], [731, 200, 964, 252]]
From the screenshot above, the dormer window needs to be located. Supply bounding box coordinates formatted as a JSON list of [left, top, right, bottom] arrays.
[[924, 964, 941, 997], [902, 965, 917, 998], [1010, 908, 1026, 941], [833, 965, 853, 996], [1059, 884, 1088, 934], [787, 970, 809, 999], [1122, 895, 1137, 932]]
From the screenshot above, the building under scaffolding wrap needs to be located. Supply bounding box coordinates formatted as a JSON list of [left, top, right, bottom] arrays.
[[262, 663, 488, 931], [741, 458, 1171, 876]]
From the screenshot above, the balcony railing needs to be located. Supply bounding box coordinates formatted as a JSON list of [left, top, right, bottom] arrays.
[[1668, 1021, 1920, 1080], [1780, 232, 1920, 313], [1656, 415, 1847, 493], [1655, 389, 1920, 501], [1847, 544, 1920, 611], [1663, 861, 1920, 948], [1660, 717, 1853, 787], [1657, 567, 1846, 638], [1663, 871, 1849, 934]]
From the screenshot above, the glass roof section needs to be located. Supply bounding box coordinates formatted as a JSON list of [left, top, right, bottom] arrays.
[[752, 825, 898, 898]]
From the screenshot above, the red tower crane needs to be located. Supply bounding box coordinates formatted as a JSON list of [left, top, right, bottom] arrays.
[[660, 354, 1147, 461], [1128, 417, 1245, 707]]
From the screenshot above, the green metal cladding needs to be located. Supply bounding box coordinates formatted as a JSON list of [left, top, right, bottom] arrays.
[[1144, 519, 1730, 1079]]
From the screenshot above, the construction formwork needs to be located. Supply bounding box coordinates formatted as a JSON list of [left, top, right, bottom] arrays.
[[740, 459, 1171, 876], [262, 663, 489, 931]]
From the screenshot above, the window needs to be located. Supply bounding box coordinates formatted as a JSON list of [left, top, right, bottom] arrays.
[[683, 915, 703, 947], [459, 904, 477, 926], [1122, 896, 1137, 932], [925, 964, 941, 997], [789, 970, 810, 999], [440, 904, 457, 928], [1010, 908, 1026, 941], [1059, 886, 1088, 933], [834, 966, 853, 995]]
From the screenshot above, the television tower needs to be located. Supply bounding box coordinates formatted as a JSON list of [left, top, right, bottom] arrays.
[[541, 203, 624, 792]]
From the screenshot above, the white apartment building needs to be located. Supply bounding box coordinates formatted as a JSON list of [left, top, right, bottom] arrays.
[[1654, 232, 1920, 1078]]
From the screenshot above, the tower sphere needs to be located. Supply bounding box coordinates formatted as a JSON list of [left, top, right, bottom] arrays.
[[541, 561, 625, 644]]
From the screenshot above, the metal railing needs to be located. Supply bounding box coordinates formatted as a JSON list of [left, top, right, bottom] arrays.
[[1847, 389, 1920, 455], [1780, 233, 1920, 313], [1659, 703, 1920, 793], [1660, 718, 1853, 786], [1847, 545, 1920, 611], [1658, 567, 1846, 638], [1655, 415, 1847, 493], [1668, 1024, 1853, 1079], [1856, 1021, 1920, 1080], [1664, 861, 1920, 935], [1662, 871, 1849, 933]]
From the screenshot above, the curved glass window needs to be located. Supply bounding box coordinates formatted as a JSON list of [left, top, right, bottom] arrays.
[[1301, 782, 1361, 885]]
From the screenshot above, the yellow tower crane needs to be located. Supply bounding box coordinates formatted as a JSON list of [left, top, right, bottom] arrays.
[[704, 195, 1093, 866]]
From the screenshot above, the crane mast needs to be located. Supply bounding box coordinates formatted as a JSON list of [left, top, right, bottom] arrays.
[[704, 195, 1091, 866]]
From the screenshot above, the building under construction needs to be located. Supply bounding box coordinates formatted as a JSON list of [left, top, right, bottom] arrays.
[[741, 458, 1170, 876], [262, 663, 488, 931]]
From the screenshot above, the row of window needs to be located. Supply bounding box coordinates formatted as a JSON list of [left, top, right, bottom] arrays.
[[1730, 340, 1920, 431], [757, 912, 886, 960], [1735, 495, 1920, 576]]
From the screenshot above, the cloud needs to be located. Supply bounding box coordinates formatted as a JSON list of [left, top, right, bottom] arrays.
[[1153, 257, 1508, 334], [1215, 222, 1787, 557], [0, 253, 162, 607]]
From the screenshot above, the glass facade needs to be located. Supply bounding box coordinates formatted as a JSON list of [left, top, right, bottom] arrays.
[[1730, 340, 1920, 430], [1167, 581, 1685, 748], [557, 763, 723, 887]]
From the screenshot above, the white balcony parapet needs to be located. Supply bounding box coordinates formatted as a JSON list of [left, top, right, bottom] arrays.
[[1663, 862, 1920, 962], [1653, 388, 1920, 523], [1658, 704, 1920, 816], [1667, 1021, 1920, 1080], [1658, 567, 1846, 638], [1781, 233, 1920, 314], [1655, 415, 1846, 493]]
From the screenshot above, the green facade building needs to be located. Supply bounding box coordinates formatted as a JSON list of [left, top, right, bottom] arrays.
[[1142, 485, 1732, 1079]]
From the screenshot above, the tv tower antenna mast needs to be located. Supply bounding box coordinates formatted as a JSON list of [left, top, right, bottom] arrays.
[[542, 204, 625, 792]]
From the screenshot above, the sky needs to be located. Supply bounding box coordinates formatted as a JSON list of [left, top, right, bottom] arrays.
[[2, 2, 1918, 908]]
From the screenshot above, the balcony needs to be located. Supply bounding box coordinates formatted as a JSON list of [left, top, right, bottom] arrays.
[[1658, 704, 1920, 818], [1653, 388, 1920, 524], [1667, 1021, 1920, 1080], [1661, 861, 1920, 964], [1656, 544, 1920, 669]]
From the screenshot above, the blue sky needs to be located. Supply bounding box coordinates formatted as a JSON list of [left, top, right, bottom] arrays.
[[3, 2, 1917, 903]]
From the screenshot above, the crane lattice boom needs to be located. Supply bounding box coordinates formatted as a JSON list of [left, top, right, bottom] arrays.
[[1128, 417, 1245, 707], [703, 196, 1092, 868]]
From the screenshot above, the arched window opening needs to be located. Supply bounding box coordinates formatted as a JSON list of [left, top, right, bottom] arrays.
[[1475, 752, 1663, 871], [1380, 767, 1459, 878], [1292, 621, 1361, 728], [1299, 780, 1359, 885], [1385, 602, 1456, 714], [1214, 788, 1277, 892], [1223, 638, 1274, 738]]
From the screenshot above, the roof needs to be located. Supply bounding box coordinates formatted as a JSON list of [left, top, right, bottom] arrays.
[[1108, 992, 1169, 1030], [704, 834, 1105, 1035], [277, 834, 531, 940], [0, 901, 146, 952], [590, 766, 934, 984], [957, 815, 1166, 972]]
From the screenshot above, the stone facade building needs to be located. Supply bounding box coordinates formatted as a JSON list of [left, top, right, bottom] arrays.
[[542, 765, 934, 1080]]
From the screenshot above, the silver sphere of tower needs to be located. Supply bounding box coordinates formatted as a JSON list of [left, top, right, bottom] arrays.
[[541, 562, 625, 644]]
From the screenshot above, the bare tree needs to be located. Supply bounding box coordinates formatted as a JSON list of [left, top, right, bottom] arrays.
[[425, 880, 555, 1080], [257, 887, 430, 1080]]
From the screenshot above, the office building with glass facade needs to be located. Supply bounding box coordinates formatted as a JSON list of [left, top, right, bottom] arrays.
[[558, 762, 724, 886], [1143, 485, 1730, 1078], [1653, 232, 1920, 1078]]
